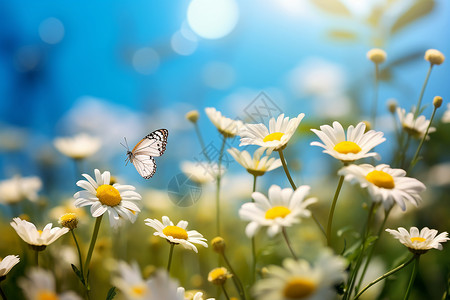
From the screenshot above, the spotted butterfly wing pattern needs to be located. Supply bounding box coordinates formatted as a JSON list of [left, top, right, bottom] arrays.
[[127, 129, 168, 179]]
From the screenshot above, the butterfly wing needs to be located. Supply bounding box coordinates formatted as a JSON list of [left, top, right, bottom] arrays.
[[132, 129, 168, 157], [131, 155, 156, 179]]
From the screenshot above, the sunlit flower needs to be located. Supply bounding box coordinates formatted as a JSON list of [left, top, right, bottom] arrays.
[[338, 164, 426, 210], [205, 107, 243, 138], [54, 133, 101, 159], [208, 267, 232, 286], [177, 287, 214, 300], [0, 255, 20, 277], [112, 261, 150, 300], [0, 175, 42, 204], [253, 250, 346, 300], [310, 121, 385, 163], [10, 218, 69, 250], [441, 104, 450, 123], [239, 113, 305, 154], [386, 227, 449, 254], [180, 161, 224, 184], [227, 147, 282, 176], [239, 185, 317, 237], [74, 169, 142, 228], [396, 107, 436, 139], [18, 268, 82, 300], [144, 216, 207, 253]]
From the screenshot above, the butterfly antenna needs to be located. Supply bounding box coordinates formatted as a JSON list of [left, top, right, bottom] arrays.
[[120, 137, 130, 150]]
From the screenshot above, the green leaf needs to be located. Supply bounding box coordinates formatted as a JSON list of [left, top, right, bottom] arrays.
[[106, 287, 117, 300], [363, 236, 379, 248], [391, 0, 435, 35], [310, 0, 352, 17], [71, 264, 85, 285]]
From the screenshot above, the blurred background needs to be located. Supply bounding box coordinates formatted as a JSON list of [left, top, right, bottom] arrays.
[[0, 0, 450, 298]]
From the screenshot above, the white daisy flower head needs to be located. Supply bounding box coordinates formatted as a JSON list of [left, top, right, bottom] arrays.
[[144, 216, 208, 253], [73, 169, 142, 228], [338, 164, 426, 211], [396, 107, 436, 139], [310, 121, 385, 163], [239, 185, 317, 238], [239, 113, 305, 155], [227, 147, 282, 177], [10, 218, 69, 251], [54, 133, 101, 159], [205, 107, 243, 138], [0, 175, 42, 204], [442, 104, 450, 123], [177, 287, 215, 300], [112, 261, 150, 300], [386, 227, 449, 255], [253, 249, 346, 300], [18, 267, 82, 300], [0, 255, 20, 277]]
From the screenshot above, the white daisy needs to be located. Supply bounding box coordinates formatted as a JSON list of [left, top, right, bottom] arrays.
[[310, 121, 385, 163], [239, 113, 305, 154], [54, 133, 101, 159], [146, 270, 180, 300], [73, 169, 142, 228], [442, 104, 450, 123], [0, 255, 20, 277], [0, 175, 42, 204], [396, 107, 436, 139], [18, 268, 82, 300], [10, 218, 69, 250], [338, 164, 426, 211], [253, 249, 347, 300], [205, 107, 243, 138], [177, 287, 214, 300], [239, 185, 317, 238], [228, 147, 282, 176], [180, 161, 224, 184], [386, 227, 449, 254], [144, 216, 207, 253], [112, 261, 150, 300]]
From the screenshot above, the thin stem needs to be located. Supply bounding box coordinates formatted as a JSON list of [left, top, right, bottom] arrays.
[[221, 285, 231, 300], [0, 285, 7, 300], [327, 175, 345, 247], [371, 63, 379, 128], [251, 175, 257, 285], [278, 150, 297, 189], [415, 64, 433, 118], [216, 136, 227, 236], [408, 106, 437, 173], [282, 228, 298, 260], [404, 255, 420, 300], [84, 215, 103, 277], [223, 252, 246, 300], [70, 230, 84, 280], [353, 255, 416, 300], [194, 123, 211, 162], [400, 135, 412, 170], [167, 243, 175, 273]]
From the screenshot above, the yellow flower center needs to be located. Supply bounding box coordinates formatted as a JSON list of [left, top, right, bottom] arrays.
[[263, 132, 284, 142], [96, 184, 122, 206], [283, 277, 317, 298], [365, 170, 395, 189], [37, 290, 59, 300], [410, 237, 426, 243], [209, 267, 227, 281], [131, 285, 146, 296], [162, 226, 188, 240], [265, 206, 291, 219], [38, 230, 43, 235], [333, 141, 362, 154]]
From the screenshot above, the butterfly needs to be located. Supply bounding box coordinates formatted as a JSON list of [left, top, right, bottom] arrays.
[[123, 129, 169, 179]]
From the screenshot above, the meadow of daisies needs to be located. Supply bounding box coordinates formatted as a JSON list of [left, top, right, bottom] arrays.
[[1, 48, 450, 300]]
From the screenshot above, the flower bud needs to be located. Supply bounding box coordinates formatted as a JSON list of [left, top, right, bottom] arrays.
[[186, 110, 200, 123], [425, 49, 445, 65], [387, 99, 397, 114], [59, 213, 78, 230], [433, 96, 443, 108], [362, 121, 372, 132], [211, 236, 226, 253], [208, 267, 232, 285], [367, 48, 387, 64]]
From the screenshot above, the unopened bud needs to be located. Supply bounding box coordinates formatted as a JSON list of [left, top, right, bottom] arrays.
[[59, 213, 78, 230], [186, 110, 200, 123], [425, 49, 445, 65], [387, 99, 397, 114], [211, 236, 226, 253], [433, 96, 443, 108], [367, 48, 387, 64]]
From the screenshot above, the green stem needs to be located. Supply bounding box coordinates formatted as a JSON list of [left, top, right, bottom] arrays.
[[371, 63, 379, 128], [282, 227, 298, 260], [223, 252, 246, 300], [353, 255, 416, 300], [278, 150, 297, 189], [400, 135, 412, 170], [408, 106, 437, 173], [194, 123, 211, 162], [0, 285, 7, 300], [327, 175, 345, 247], [221, 285, 231, 300], [404, 255, 420, 300], [84, 215, 103, 277], [216, 136, 227, 236], [167, 243, 175, 273], [71, 230, 84, 281], [415, 64, 433, 118], [251, 175, 257, 285]]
